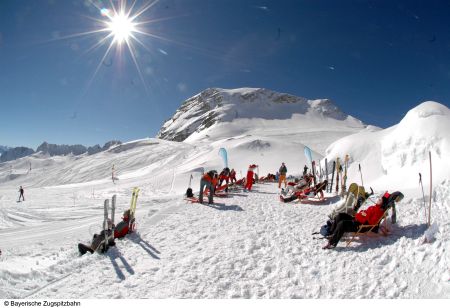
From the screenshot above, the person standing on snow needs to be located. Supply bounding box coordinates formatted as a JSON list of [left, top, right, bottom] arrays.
[[244, 164, 257, 191], [18, 186, 25, 202], [229, 168, 237, 184], [303, 165, 309, 176], [199, 170, 218, 204], [218, 167, 231, 192], [278, 162, 287, 189]]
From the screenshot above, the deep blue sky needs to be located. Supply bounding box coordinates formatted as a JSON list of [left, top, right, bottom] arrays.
[[1, 0, 450, 148]]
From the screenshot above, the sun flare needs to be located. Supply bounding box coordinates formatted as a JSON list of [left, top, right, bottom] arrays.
[[69, 0, 164, 91], [105, 11, 137, 45]]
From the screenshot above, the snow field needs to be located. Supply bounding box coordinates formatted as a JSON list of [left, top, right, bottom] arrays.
[[1, 179, 448, 298]]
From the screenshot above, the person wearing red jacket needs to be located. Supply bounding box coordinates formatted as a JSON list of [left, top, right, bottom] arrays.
[[323, 191, 404, 249], [217, 167, 231, 192], [199, 170, 218, 204], [78, 210, 132, 255], [244, 164, 257, 191], [114, 210, 131, 238], [229, 168, 237, 184]]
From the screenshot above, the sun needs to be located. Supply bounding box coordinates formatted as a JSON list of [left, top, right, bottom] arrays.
[[72, 0, 164, 92], [102, 9, 137, 45]]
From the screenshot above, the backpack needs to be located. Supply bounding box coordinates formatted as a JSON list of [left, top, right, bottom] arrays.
[[320, 220, 333, 236], [186, 187, 194, 198]]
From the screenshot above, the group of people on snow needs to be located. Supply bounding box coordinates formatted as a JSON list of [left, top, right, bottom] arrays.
[[74, 157, 405, 256]]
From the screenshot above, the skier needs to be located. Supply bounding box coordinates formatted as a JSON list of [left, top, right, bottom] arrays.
[[244, 164, 257, 191], [281, 174, 313, 196], [303, 165, 308, 176], [328, 184, 373, 220], [199, 170, 218, 204], [278, 162, 287, 189], [114, 209, 131, 238], [18, 186, 25, 202], [323, 191, 404, 249], [78, 219, 113, 255], [280, 180, 327, 203], [229, 168, 237, 184], [218, 167, 231, 192], [78, 210, 131, 255], [317, 184, 373, 237]]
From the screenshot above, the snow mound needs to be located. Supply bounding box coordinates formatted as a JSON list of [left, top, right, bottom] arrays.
[[403, 101, 450, 120], [324, 101, 450, 193]]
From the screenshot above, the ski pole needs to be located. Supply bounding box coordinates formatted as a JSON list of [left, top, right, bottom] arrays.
[[428, 151, 432, 227], [358, 164, 364, 187], [188, 174, 193, 188], [419, 173, 427, 224]]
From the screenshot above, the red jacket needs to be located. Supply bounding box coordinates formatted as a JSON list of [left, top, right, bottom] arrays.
[[355, 204, 385, 225], [202, 173, 218, 186], [114, 217, 130, 238]]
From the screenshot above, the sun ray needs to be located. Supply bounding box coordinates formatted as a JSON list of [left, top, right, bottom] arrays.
[[85, 39, 116, 93], [82, 33, 115, 57], [66, 0, 243, 94], [130, 0, 159, 22], [125, 38, 150, 93]]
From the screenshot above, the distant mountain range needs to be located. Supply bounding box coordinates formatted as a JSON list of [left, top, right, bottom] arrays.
[[0, 141, 122, 163], [0, 145, 10, 155]]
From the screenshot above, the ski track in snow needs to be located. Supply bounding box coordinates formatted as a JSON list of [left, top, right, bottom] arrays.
[[1, 182, 448, 299]]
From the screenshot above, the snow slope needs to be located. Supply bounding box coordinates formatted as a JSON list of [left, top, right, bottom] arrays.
[[0, 100, 449, 299], [157, 88, 370, 155], [324, 101, 450, 196]]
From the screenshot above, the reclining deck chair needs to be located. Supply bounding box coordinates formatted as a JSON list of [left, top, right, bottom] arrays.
[[345, 191, 403, 247], [345, 208, 389, 247]]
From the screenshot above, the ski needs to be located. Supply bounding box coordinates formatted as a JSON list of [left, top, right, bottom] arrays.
[[335, 158, 340, 194], [97, 199, 109, 253], [329, 161, 336, 193], [312, 161, 317, 185], [129, 187, 140, 233], [109, 195, 116, 245], [341, 155, 349, 197], [325, 158, 329, 191], [185, 196, 200, 203]]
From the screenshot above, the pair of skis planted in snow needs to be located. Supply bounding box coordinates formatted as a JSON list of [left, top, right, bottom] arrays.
[[98, 194, 116, 253], [129, 187, 140, 233], [87, 187, 140, 254]]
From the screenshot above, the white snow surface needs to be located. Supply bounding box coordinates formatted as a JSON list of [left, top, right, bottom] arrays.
[[0, 101, 449, 298]]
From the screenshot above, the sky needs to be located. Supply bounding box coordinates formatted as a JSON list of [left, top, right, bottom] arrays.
[[1, 0, 450, 149]]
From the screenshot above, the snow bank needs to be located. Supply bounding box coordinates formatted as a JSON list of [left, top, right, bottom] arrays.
[[324, 101, 450, 194]]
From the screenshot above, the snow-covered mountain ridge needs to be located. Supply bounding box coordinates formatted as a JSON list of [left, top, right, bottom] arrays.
[[0, 140, 122, 163], [157, 87, 367, 143]]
